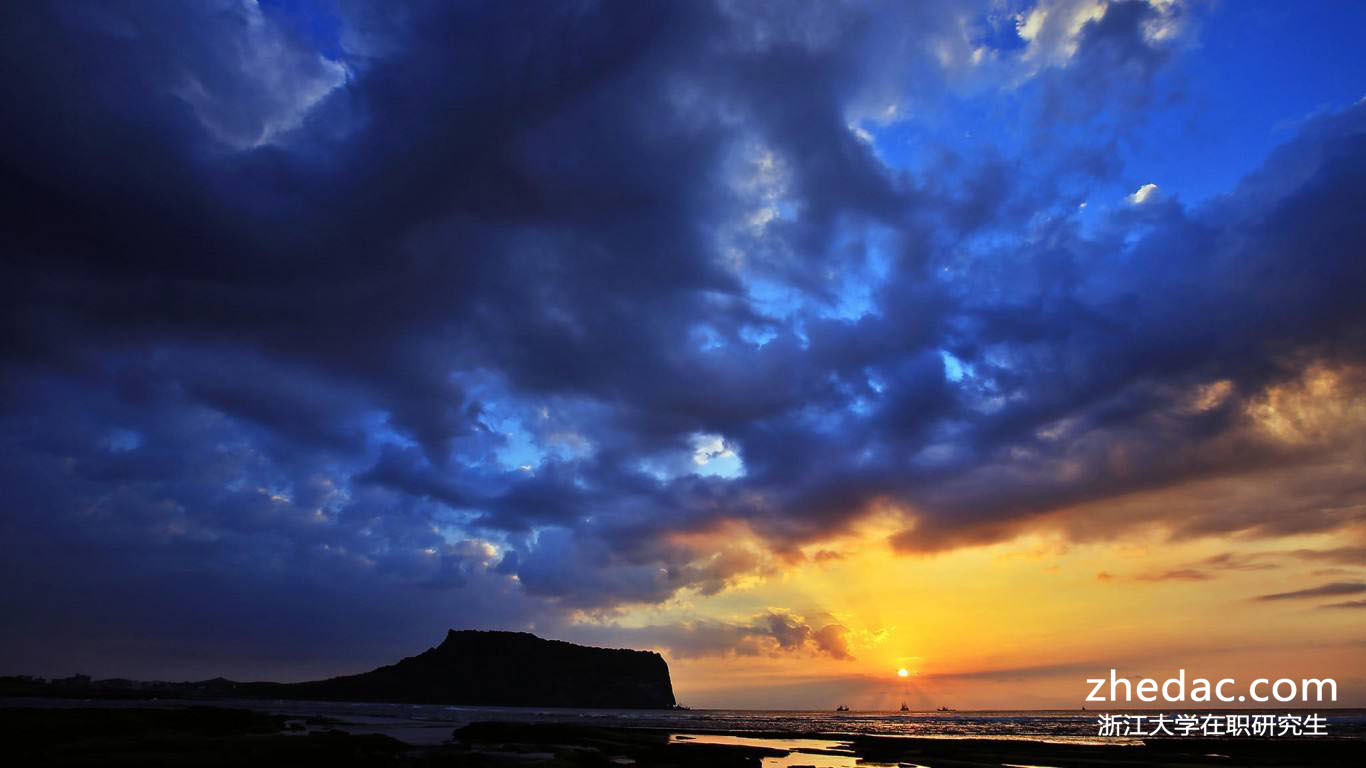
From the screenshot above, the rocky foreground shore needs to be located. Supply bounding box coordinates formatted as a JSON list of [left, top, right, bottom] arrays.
[[4, 706, 1364, 767]]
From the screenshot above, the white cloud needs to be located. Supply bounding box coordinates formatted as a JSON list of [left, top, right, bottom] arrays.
[[1128, 182, 1160, 205], [1017, 0, 1107, 68], [1015, 0, 1189, 75], [177, 0, 349, 149], [692, 433, 745, 478]]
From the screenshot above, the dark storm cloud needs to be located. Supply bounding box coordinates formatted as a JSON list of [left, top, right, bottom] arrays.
[[2, 0, 1366, 676]]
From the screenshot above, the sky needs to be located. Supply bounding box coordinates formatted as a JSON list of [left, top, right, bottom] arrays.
[[2, 0, 1365, 709]]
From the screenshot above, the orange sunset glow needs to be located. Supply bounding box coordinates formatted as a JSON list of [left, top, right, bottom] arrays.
[[567, 363, 1366, 709]]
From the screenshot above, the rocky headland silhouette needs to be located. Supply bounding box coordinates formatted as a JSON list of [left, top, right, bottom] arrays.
[[0, 630, 676, 709]]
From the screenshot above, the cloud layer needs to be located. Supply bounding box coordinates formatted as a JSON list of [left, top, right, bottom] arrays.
[[2, 0, 1365, 675]]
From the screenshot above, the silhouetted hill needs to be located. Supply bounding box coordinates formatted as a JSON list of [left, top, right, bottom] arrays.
[[269, 630, 676, 708], [1, 631, 677, 709]]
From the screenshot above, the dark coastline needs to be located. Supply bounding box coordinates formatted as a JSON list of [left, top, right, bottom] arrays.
[[5, 703, 1365, 767], [0, 631, 677, 710]]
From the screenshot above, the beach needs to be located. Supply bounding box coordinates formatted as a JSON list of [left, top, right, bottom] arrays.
[[5, 700, 1365, 766]]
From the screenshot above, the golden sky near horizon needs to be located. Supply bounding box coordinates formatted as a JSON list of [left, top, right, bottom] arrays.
[[638, 523, 1366, 709], [575, 365, 1366, 709]]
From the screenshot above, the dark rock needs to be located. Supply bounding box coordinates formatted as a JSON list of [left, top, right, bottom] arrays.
[[274, 630, 676, 709], [2, 630, 676, 709]]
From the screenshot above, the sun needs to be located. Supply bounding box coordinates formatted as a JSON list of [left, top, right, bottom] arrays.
[[897, 668, 909, 678]]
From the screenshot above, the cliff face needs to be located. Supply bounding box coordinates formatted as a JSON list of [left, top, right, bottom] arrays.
[[276, 630, 676, 709]]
